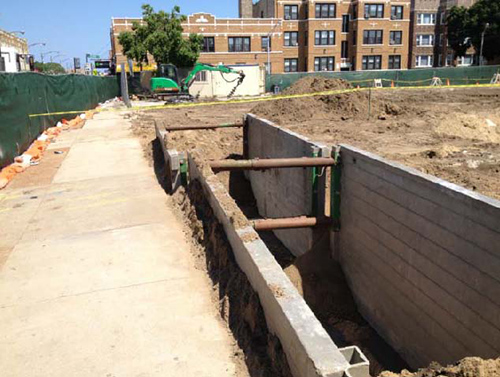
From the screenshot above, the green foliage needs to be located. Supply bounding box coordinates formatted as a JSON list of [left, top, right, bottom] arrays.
[[118, 25, 148, 69], [119, 4, 203, 68], [447, 7, 472, 59], [34, 62, 66, 74], [467, 0, 500, 61], [447, 0, 500, 60]]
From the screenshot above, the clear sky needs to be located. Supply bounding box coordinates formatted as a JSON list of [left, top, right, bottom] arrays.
[[0, 0, 239, 68]]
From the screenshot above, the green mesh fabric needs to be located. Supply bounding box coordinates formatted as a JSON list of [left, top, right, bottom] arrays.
[[0, 72, 119, 168], [266, 65, 500, 91]]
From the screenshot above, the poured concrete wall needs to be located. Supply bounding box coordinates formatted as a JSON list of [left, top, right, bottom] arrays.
[[246, 114, 329, 257], [337, 144, 500, 369]]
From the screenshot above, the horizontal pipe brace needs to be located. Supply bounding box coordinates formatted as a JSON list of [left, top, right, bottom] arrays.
[[252, 216, 332, 231], [210, 157, 336, 172], [165, 123, 243, 131]]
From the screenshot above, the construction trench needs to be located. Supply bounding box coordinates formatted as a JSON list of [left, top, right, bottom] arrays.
[[138, 89, 500, 377]]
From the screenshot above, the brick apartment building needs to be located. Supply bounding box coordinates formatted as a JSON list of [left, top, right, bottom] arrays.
[[409, 0, 479, 68], [110, 0, 476, 73]]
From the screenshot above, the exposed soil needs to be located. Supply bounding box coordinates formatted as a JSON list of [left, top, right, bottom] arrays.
[[131, 84, 500, 200], [379, 357, 500, 377], [252, 82, 500, 200], [170, 180, 293, 377]]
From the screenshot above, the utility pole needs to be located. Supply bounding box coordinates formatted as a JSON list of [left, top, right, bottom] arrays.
[[479, 23, 489, 66], [266, 20, 282, 75]]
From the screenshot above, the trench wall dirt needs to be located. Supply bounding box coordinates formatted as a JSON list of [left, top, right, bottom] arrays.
[[246, 114, 329, 257], [336, 145, 500, 369]]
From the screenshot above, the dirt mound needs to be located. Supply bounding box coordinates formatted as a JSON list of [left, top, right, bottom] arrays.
[[252, 92, 382, 125], [435, 114, 500, 143], [282, 76, 353, 95], [379, 357, 500, 377]]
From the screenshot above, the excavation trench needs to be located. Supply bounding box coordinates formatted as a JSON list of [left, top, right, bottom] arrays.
[[217, 165, 408, 376]]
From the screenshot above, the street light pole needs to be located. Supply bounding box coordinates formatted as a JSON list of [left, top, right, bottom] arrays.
[[479, 22, 489, 66], [267, 20, 282, 75]]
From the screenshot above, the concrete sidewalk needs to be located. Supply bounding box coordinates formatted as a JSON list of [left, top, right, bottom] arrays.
[[0, 112, 241, 376]]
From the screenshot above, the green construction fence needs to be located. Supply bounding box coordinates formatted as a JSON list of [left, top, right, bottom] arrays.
[[266, 65, 500, 92], [0, 72, 120, 169]]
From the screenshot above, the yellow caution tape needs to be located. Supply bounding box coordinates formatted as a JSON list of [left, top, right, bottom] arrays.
[[28, 83, 500, 117]]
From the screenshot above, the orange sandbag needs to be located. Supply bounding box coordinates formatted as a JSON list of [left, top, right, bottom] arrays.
[[0, 165, 18, 181]]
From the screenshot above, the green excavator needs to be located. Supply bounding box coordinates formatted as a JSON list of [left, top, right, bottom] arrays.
[[151, 62, 246, 102]]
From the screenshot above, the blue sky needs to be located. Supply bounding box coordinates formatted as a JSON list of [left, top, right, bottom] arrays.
[[0, 0, 239, 68]]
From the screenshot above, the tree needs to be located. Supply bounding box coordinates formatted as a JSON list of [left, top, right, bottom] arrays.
[[119, 4, 203, 68], [447, 0, 500, 62], [447, 6, 472, 60], [467, 0, 500, 61], [34, 62, 66, 74], [118, 20, 149, 70]]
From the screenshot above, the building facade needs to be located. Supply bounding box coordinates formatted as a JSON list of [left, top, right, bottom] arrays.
[[409, 0, 479, 68], [0, 29, 30, 73], [112, 0, 482, 74]]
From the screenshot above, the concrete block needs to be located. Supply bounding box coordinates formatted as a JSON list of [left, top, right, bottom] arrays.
[[338, 144, 500, 369], [246, 114, 329, 257]]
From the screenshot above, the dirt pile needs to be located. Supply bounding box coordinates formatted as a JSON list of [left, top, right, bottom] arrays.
[[282, 76, 353, 95], [379, 357, 500, 377], [252, 77, 406, 125]]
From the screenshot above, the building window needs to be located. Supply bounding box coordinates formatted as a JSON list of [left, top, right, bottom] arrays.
[[390, 31, 402, 45], [202, 37, 215, 53], [388, 55, 401, 69], [284, 58, 298, 72], [391, 6, 403, 20], [362, 55, 382, 70], [314, 57, 335, 71], [364, 4, 384, 19], [440, 11, 446, 24], [195, 71, 208, 82], [446, 53, 453, 66], [416, 55, 433, 67], [228, 37, 251, 52], [363, 30, 383, 45], [315, 3, 336, 18], [342, 15, 350, 33], [261, 36, 271, 52], [416, 34, 434, 46], [458, 54, 474, 66], [341, 41, 348, 59], [315, 30, 335, 45], [284, 5, 299, 20], [353, 5, 358, 19], [352, 30, 357, 45], [284, 32, 299, 46], [417, 13, 436, 25]]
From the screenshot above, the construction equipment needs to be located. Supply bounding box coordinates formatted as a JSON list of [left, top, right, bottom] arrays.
[[151, 62, 245, 102]]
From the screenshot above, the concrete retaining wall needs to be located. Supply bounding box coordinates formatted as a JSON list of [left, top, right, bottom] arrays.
[[246, 114, 330, 257], [337, 144, 500, 369], [188, 153, 369, 377]]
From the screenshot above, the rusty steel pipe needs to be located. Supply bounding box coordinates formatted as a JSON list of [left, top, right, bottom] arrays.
[[252, 217, 332, 231], [210, 157, 336, 172], [165, 123, 243, 131]]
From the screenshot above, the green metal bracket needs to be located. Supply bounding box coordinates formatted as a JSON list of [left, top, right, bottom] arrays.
[[311, 150, 319, 216], [179, 158, 188, 186], [331, 150, 342, 232]]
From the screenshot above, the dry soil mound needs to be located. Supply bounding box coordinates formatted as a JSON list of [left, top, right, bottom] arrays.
[[282, 76, 352, 95], [379, 357, 500, 377]]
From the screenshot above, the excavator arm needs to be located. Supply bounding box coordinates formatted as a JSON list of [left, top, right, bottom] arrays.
[[182, 63, 245, 97]]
